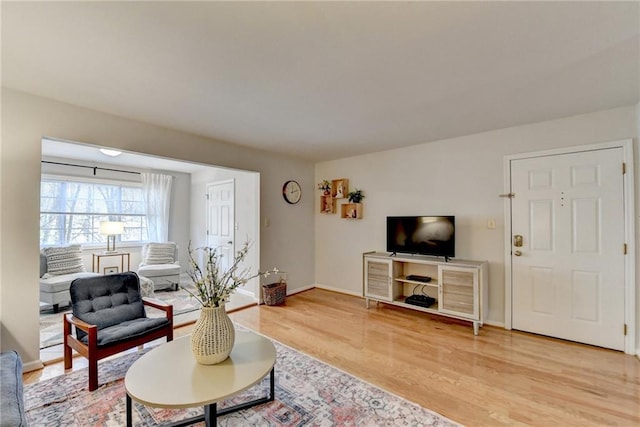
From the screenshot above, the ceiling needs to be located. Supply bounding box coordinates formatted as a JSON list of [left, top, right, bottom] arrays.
[[3, 2, 639, 162]]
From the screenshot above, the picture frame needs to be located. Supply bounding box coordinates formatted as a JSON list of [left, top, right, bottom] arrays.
[[104, 266, 119, 274]]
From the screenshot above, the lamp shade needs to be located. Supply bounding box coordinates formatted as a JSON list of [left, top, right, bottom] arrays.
[[100, 221, 124, 236]]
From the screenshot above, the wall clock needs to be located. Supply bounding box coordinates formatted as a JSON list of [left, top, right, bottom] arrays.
[[282, 180, 302, 204]]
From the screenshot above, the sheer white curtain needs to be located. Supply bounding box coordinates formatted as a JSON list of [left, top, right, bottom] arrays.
[[141, 173, 173, 242]]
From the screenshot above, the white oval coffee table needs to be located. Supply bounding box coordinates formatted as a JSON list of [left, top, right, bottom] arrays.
[[124, 330, 276, 426]]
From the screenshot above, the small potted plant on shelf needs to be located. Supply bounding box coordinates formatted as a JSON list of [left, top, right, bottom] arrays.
[[317, 180, 331, 195], [347, 189, 365, 203]]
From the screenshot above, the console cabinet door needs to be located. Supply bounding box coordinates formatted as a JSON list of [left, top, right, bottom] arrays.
[[438, 266, 479, 320], [364, 258, 392, 301]]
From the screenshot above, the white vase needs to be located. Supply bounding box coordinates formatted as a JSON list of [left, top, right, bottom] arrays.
[[190, 304, 235, 365]]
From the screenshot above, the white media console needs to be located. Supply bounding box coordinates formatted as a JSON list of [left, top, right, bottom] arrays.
[[363, 251, 488, 335]]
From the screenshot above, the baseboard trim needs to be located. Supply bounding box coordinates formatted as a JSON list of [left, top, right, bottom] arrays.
[[278, 284, 358, 297], [287, 285, 315, 295], [313, 284, 362, 298], [484, 319, 505, 328], [236, 288, 257, 299], [23, 359, 45, 373]]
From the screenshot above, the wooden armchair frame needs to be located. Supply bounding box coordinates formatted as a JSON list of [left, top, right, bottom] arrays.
[[63, 297, 173, 391]]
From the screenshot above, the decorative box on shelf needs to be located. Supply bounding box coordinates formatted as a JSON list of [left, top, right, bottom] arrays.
[[331, 179, 349, 199], [320, 195, 336, 213], [341, 203, 363, 219]]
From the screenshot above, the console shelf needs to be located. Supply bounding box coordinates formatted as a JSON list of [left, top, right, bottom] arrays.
[[396, 276, 439, 287], [363, 251, 488, 335], [391, 299, 438, 312]]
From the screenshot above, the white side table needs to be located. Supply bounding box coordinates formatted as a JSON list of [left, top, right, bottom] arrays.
[[92, 251, 131, 274]]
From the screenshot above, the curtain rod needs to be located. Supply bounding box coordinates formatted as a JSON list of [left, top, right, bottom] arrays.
[[41, 160, 140, 176]]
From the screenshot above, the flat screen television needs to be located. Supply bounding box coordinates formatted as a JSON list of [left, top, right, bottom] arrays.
[[386, 216, 455, 260]]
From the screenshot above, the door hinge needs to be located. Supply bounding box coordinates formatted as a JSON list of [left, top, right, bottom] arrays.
[[622, 163, 626, 175], [206, 193, 209, 200], [624, 324, 627, 336], [499, 192, 515, 199], [623, 243, 627, 255]]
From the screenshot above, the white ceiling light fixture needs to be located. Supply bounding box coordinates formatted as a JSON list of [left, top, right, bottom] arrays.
[[99, 148, 123, 157]]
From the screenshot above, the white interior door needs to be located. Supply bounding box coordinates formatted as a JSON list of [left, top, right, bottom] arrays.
[[511, 148, 626, 350], [206, 180, 235, 273]]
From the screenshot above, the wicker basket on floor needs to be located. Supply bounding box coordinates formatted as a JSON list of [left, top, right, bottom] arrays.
[[262, 280, 287, 306]]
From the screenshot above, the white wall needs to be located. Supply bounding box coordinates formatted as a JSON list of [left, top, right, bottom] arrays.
[[315, 106, 639, 337], [0, 88, 315, 369]]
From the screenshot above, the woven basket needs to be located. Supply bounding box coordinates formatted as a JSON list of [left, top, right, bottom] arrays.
[[263, 280, 287, 306], [190, 305, 235, 365]]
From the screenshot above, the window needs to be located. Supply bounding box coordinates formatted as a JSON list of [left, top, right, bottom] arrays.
[[40, 177, 148, 246]]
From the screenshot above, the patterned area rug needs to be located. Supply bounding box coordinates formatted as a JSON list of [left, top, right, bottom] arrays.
[[25, 328, 460, 426], [39, 282, 201, 349]]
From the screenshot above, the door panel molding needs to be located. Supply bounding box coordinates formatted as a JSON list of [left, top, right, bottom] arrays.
[[206, 179, 235, 273], [503, 139, 635, 354]]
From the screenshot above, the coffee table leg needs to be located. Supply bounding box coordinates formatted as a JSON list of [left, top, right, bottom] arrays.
[[204, 402, 216, 427], [126, 393, 132, 427], [269, 367, 275, 401]]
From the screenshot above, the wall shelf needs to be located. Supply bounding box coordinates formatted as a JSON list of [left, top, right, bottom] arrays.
[[320, 195, 336, 214], [341, 203, 363, 219], [331, 178, 349, 199]]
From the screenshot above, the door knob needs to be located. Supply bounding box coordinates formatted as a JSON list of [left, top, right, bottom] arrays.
[[514, 250, 522, 256], [227, 241, 233, 244]]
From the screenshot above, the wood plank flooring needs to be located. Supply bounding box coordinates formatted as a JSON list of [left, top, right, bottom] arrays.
[[24, 288, 640, 426]]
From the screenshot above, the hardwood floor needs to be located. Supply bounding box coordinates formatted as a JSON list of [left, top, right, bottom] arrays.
[[25, 288, 639, 426]]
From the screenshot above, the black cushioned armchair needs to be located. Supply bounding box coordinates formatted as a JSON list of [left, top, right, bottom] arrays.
[[63, 272, 173, 391]]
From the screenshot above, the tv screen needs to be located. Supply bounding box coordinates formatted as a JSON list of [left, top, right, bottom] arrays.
[[386, 216, 455, 258]]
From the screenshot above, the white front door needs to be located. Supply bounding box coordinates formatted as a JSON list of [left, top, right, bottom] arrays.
[[510, 148, 626, 350], [206, 180, 235, 272]]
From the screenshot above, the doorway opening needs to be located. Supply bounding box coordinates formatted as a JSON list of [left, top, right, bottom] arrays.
[[39, 138, 261, 360]]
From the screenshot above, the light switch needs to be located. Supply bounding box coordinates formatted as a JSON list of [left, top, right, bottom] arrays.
[[487, 219, 496, 229], [264, 217, 271, 228]]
